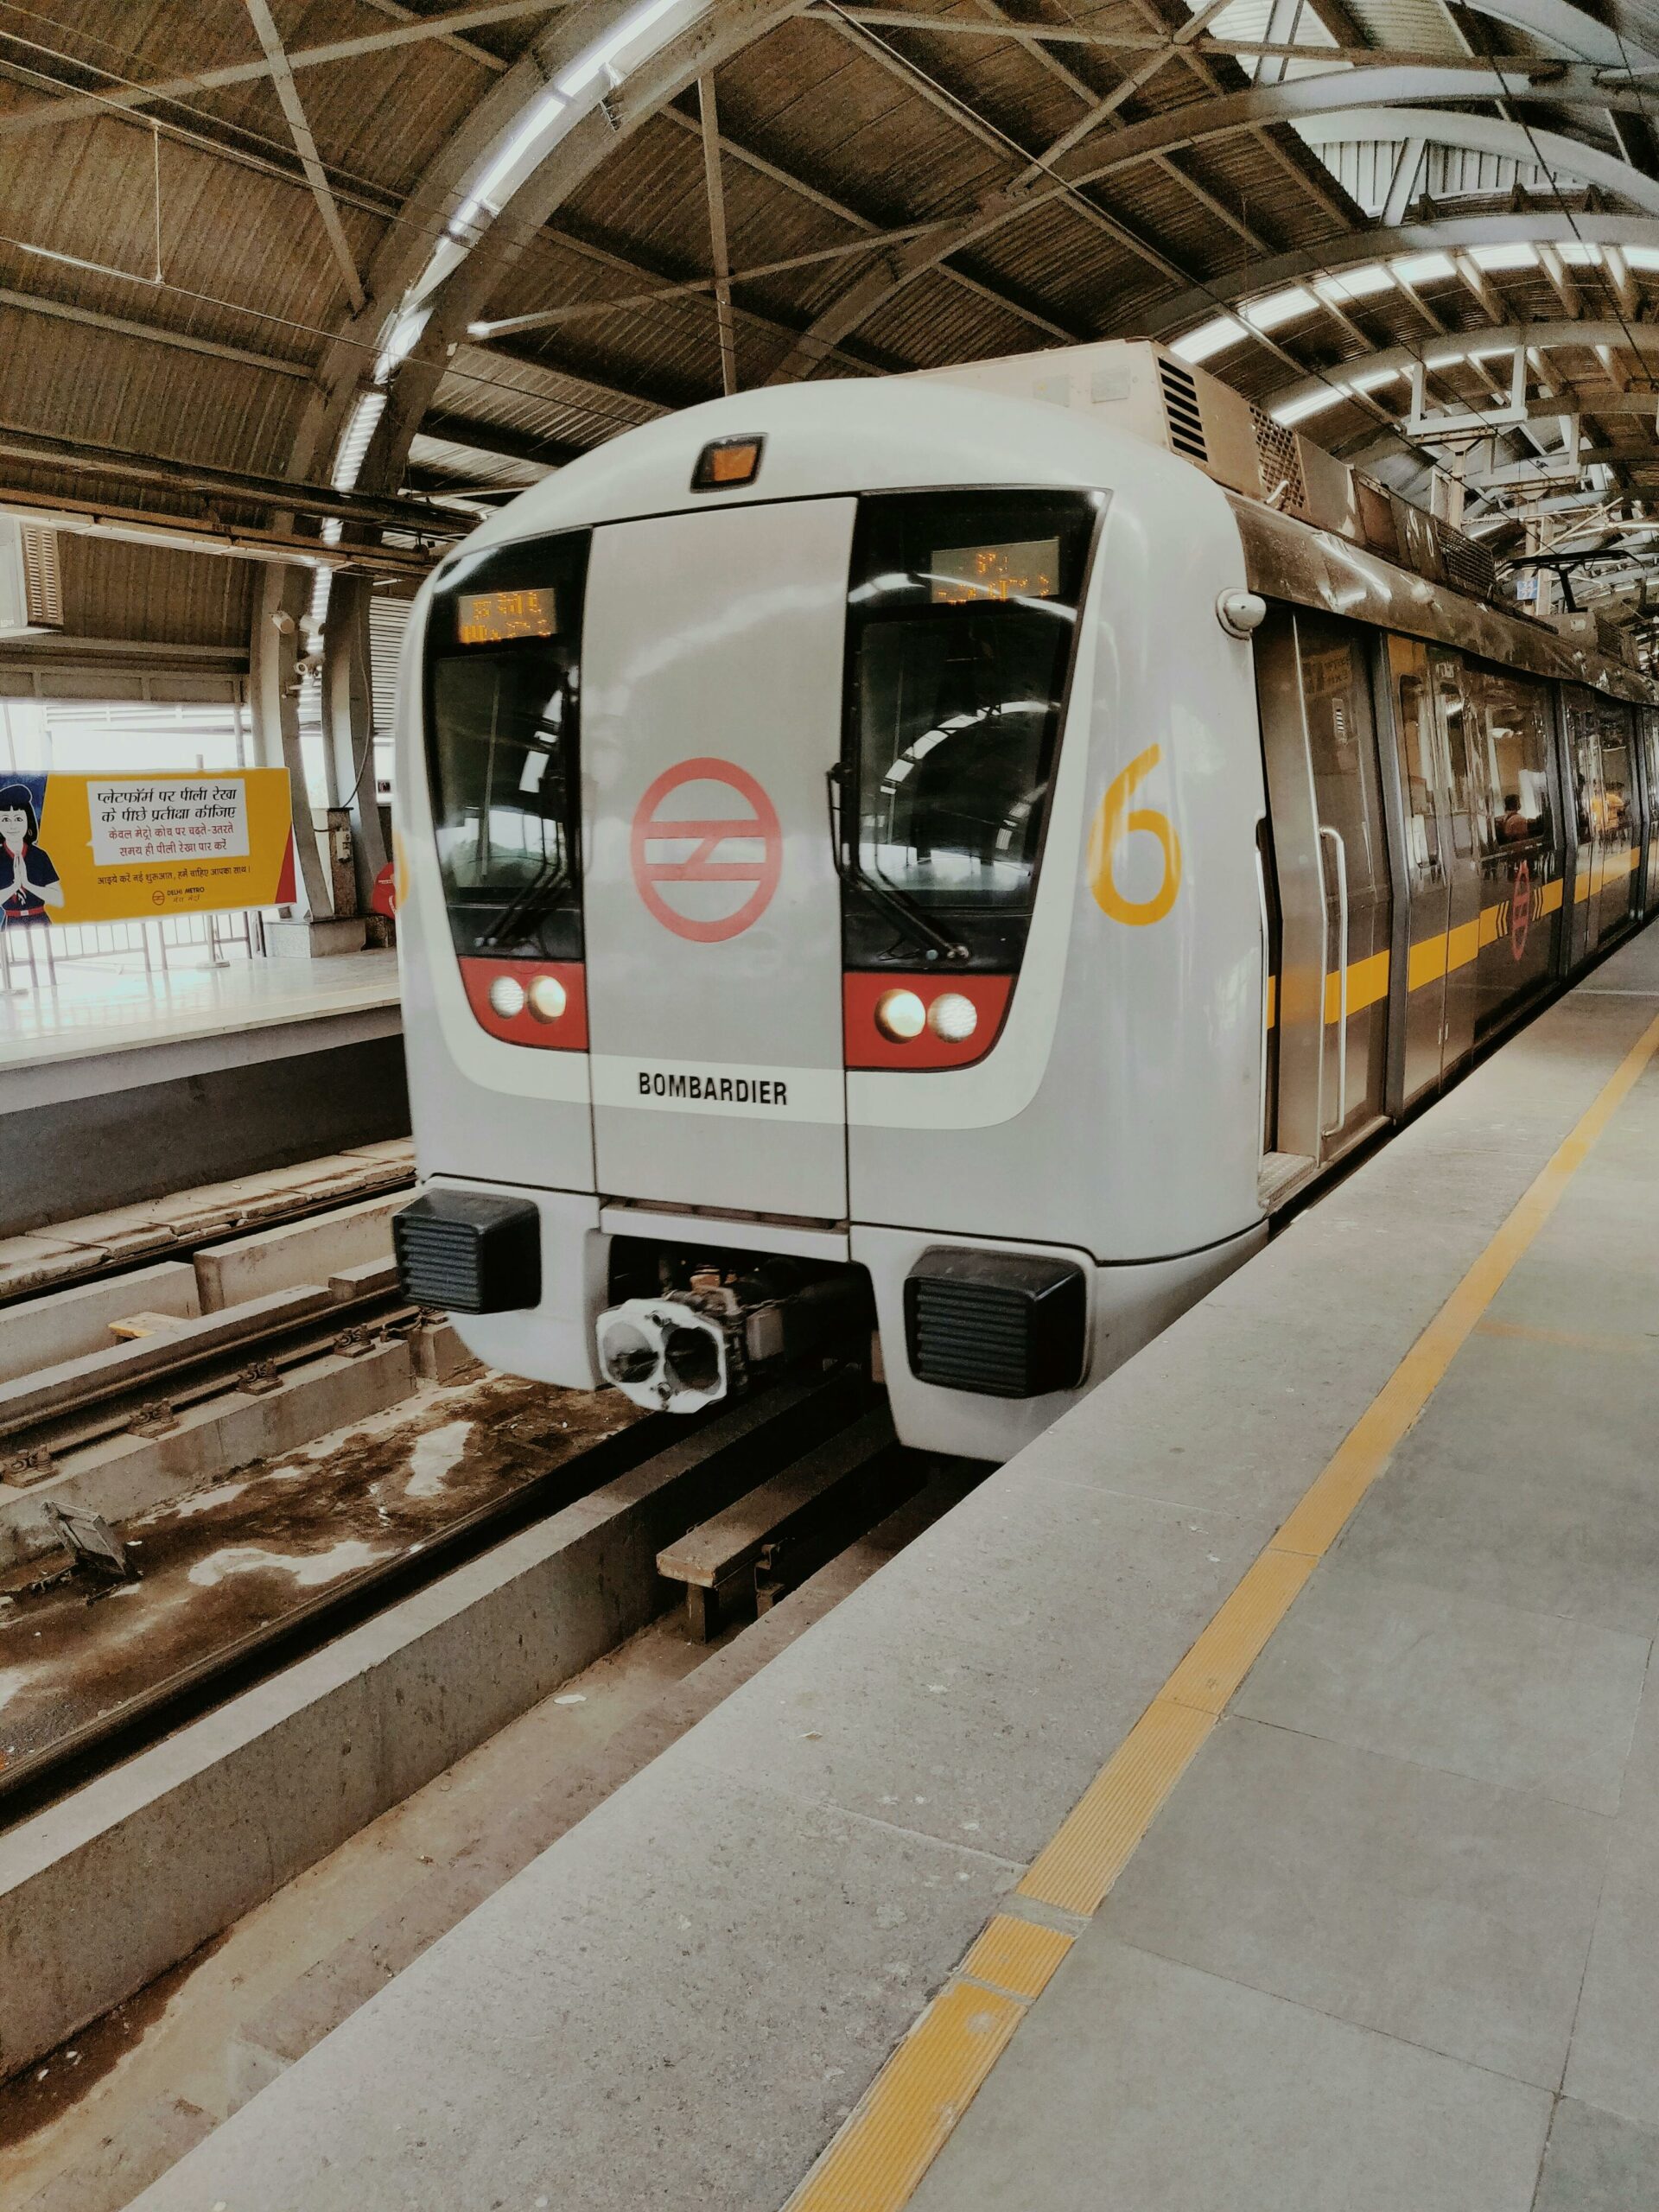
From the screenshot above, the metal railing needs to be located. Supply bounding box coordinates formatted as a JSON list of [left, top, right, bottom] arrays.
[[0, 908, 269, 995]]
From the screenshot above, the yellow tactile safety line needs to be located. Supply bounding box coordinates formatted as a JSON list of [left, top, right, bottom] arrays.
[[784, 1002, 1659, 2212]]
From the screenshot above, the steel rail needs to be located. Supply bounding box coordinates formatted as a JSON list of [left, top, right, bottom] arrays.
[[0, 1366, 874, 1828]]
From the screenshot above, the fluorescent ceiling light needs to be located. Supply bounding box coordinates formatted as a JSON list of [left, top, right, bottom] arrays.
[[456, 85, 569, 229], [1243, 285, 1317, 331], [1559, 241, 1603, 265], [1170, 315, 1246, 362], [1317, 265, 1391, 302], [332, 390, 387, 495], [1624, 244, 1659, 270], [1347, 365, 1403, 393], [1468, 243, 1537, 271], [1392, 251, 1455, 285], [1273, 387, 1346, 425], [556, 0, 683, 97]]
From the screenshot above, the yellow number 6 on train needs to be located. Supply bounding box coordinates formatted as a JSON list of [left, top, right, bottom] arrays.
[[1087, 744, 1182, 925]]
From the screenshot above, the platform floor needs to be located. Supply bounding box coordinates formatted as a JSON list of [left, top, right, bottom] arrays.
[[0, 946, 399, 1084], [128, 929, 1659, 2212]]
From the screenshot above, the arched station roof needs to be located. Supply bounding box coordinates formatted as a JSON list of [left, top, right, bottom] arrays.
[[8, 0, 1659, 653]]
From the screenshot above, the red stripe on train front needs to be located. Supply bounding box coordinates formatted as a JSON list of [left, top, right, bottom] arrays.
[[842, 972, 1013, 1070], [459, 957, 588, 1050]]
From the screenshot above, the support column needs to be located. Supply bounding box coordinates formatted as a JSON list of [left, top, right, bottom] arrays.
[[250, 562, 332, 920], [321, 570, 389, 915]]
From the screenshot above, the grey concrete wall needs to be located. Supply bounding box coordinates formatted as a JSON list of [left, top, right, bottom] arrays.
[[2, 1038, 410, 1237]]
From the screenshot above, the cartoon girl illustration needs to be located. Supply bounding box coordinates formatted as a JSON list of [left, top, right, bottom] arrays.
[[0, 781, 64, 926]]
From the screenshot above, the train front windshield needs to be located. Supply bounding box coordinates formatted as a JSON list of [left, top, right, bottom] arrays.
[[423, 532, 590, 960], [842, 489, 1099, 968]]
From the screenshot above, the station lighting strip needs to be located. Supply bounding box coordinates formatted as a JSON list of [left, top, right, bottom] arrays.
[[305, 0, 715, 642], [1171, 239, 1659, 425]]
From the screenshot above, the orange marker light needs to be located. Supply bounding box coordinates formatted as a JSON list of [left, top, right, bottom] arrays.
[[692, 435, 765, 492]]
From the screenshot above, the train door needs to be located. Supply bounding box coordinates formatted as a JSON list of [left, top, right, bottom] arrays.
[[1596, 700, 1639, 941], [1255, 607, 1393, 1190], [1565, 691, 1603, 963], [579, 498, 855, 1221], [1460, 661, 1560, 1037], [1430, 652, 1482, 1074], [1642, 708, 1659, 915], [1389, 637, 1476, 1103]]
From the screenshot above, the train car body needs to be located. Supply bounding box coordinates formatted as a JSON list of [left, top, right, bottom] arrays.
[[391, 341, 1659, 1459]]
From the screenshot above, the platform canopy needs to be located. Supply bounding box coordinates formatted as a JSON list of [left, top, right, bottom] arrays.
[[7, 0, 1659, 664]]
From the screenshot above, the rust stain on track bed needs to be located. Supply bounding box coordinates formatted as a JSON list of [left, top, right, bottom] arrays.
[[0, 1373, 640, 1768]]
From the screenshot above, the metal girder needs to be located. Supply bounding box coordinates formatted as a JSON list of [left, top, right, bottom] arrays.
[[0, 485, 435, 577], [0, 1, 563, 137], [416, 408, 583, 467], [0, 282, 313, 378], [819, 9, 1592, 67], [0, 421, 469, 535], [242, 0, 366, 313], [817, 9, 1189, 294], [652, 99, 1074, 348], [698, 77, 738, 396], [766, 65, 1659, 378], [355, 0, 510, 73], [1269, 321, 1659, 416], [1291, 105, 1659, 212], [1133, 212, 1659, 340]]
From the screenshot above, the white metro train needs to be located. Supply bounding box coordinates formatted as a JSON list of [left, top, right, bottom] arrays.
[[391, 339, 1659, 1459]]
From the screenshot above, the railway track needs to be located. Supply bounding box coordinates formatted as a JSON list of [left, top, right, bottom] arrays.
[[0, 1357, 902, 1828], [0, 1143, 415, 1311]]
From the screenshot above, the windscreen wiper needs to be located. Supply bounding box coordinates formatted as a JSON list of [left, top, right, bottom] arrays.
[[826, 766, 969, 964], [479, 847, 571, 951]]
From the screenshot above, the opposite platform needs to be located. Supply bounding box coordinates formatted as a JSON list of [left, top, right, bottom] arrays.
[[0, 950, 406, 1235], [131, 928, 1659, 2212]]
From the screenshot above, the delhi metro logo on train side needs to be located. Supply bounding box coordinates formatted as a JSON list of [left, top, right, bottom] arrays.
[[1509, 860, 1532, 963], [630, 757, 783, 944]]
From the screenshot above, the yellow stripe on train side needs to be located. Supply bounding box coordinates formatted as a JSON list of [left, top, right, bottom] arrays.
[[1407, 934, 1446, 989], [1321, 949, 1389, 1025], [1446, 918, 1481, 972], [1275, 869, 1573, 1039]]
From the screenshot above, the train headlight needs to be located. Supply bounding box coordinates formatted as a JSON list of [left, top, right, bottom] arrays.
[[527, 974, 567, 1023], [488, 974, 526, 1020], [927, 992, 977, 1043], [874, 988, 926, 1041]]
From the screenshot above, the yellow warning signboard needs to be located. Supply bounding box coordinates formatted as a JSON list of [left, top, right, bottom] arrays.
[[0, 770, 296, 929]]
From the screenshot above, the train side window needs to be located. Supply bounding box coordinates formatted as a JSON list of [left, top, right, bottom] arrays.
[[1434, 660, 1476, 857], [423, 532, 590, 961], [1566, 691, 1603, 841], [1465, 664, 1554, 859], [1391, 654, 1439, 869], [1295, 620, 1383, 896], [1598, 702, 1636, 839]]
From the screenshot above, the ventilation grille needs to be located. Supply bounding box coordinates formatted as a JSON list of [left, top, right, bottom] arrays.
[[19, 527, 62, 628], [394, 1208, 490, 1311], [1157, 358, 1209, 464], [1251, 408, 1308, 518], [907, 1279, 1040, 1395], [903, 1248, 1087, 1399], [1433, 519, 1497, 602], [393, 1192, 541, 1315]]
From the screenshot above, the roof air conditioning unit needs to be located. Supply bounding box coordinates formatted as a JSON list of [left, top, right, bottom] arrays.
[[0, 518, 64, 636]]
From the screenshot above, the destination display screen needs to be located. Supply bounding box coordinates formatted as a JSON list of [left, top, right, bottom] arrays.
[[929, 537, 1061, 605], [455, 587, 558, 645]]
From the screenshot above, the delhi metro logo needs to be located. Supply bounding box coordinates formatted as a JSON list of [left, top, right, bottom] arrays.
[[1510, 860, 1532, 962], [630, 757, 783, 944]]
